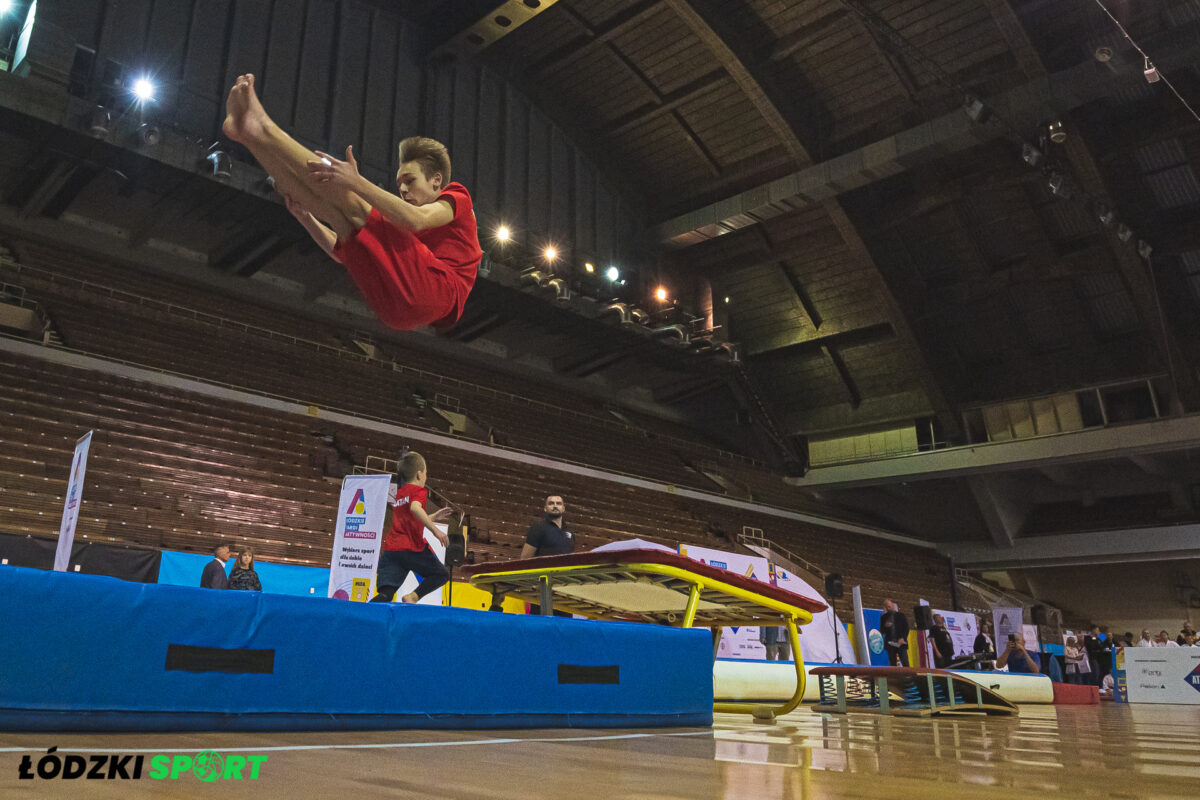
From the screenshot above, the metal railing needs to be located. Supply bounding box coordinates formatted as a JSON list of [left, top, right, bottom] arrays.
[[737, 528, 826, 579]]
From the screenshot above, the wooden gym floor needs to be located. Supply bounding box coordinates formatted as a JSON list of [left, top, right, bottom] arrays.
[[1, 703, 1196, 798]]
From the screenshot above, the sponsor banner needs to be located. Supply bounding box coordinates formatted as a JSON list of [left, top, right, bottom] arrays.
[[934, 609, 979, 660], [993, 606, 1023, 643], [328, 475, 391, 601], [1112, 646, 1128, 703], [861, 608, 890, 666], [54, 431, 93, 572], [1124, 647, 1200, 704], [680, 544, 770, 660], [679, 544, 855, 663]]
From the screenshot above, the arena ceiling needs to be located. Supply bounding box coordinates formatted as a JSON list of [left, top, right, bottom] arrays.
[[2, 0, 1200, 555]]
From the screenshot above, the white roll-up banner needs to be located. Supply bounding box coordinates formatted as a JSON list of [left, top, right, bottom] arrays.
[[328, 474, 392, 601], [54, 431, 93, 572]]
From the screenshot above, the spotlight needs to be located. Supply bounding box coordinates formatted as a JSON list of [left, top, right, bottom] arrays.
[[1144, 57, 1160, 84], [1116, 224, 1133, 243], [543, 246, 557, 262], [963, 94, 990, 124], [584, 262, 595, 273], [1137, 240, 1153, 260], [655, 287, 668, 302], [724, 296, 731, 304], [1095, 203, 1115, 227], [496, 225, 510, 242], [1047, 120, 1066, 144], [206, 149, 231, 181], [133, 122, 161, 147], [0, 0, 12, 14], [1094, 46, 1113, 63], [131, 77, 156, 103], [1022, 142, 1042, 167], [87, 106, 111, 137], [606, 266, 619, 282]]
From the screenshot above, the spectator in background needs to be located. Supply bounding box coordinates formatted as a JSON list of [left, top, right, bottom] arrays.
[[1122, 631, 1135, 648], [228, 547, 262, 591], [1177, 622, 1197, 646], [931, 614, 955, 669], [759, 625, 791, 661], [881, 599, 910, 667], [974, 620, 997, 667], [200, 544, 230, 589], [1154, 629, 1179, 647], [520, 495, 575, 559], [1136, 629, 1154, 647], [998, 634, 1041, 674], [1083, 625, 1105, 686], [1063, 636, 1091, 684]]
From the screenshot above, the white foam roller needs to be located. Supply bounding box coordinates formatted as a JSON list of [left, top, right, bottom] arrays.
[[713, 660, 1055, 704]]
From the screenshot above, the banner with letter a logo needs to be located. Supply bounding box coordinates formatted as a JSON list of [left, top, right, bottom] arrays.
[[328, 474, 391, 601], [54, 431, 93, 572]]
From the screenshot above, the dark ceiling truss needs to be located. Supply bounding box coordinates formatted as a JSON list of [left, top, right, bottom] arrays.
[[983, 0, 1200, 412], [660, 0, 959, 437], [527, 0, 666, 74]]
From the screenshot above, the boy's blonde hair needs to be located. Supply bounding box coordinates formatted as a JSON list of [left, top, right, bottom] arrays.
[[398, 137, 451, 184], [399, 451, 426, 482]]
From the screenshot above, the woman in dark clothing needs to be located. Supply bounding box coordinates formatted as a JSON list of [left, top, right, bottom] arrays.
[[228, 547, 263, 591], [931, 614, 956, 669], [974, 620, 997, 668]]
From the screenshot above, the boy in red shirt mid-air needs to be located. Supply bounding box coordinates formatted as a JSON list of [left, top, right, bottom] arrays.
[[372, 451, 452, 604], [223, 74, 481, 330]]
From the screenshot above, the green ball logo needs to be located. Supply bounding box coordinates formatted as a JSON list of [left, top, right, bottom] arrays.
[[192, 750, 224, 782]]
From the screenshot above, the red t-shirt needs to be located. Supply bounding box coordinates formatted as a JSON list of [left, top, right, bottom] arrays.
[[418, 182, 482, 326], [384, 483, 429, 552]]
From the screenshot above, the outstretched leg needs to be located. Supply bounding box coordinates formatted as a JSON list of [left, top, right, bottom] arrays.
[[223, 74, 369, 240]]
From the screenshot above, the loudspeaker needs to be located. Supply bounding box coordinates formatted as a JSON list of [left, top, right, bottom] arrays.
[[824, 573, 844, 599], [914, 604, 934, 630], [1031, 604, 1047, 625]]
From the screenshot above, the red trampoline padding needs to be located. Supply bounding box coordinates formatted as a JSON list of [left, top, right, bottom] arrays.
[[460, 548, 828, 614], [1052, 682, 1099, 705]]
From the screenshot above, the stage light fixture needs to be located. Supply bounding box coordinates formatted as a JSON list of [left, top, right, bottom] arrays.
[[206, 149, 232, 181], [584, 262, 594, 273], [963, 94, 990, 124], [606, 266, 619, 281], [543, 246, 557, 262], [87, 106, 111, 137], [1144, 57, 1160, 84], [132, 77, 156, 103], [0, 0, 13, 15], [133, 122, 161, 147], [1094, 46, 1113, 62], [724, 296, 731, 304], [496, 225, 510, 242], [1047, 120, 1066, 144], [655, 287, 668, 302], [1095, 203, 1115, 227], [1022, 142, 1042, 167], [1116, 224, 1133, 243], [1137, 240, 1153, 260]]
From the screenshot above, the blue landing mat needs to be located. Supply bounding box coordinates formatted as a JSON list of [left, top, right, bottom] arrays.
[[0, 567, 713, 732]]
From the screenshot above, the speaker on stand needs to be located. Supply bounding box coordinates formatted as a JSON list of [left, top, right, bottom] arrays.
[[825, 573, 844, 664]]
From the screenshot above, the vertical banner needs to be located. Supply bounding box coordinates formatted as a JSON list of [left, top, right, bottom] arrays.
[[328, 474, 391, 601], [861, 609, 890, 666], [852, 586, 869, 663], [993, 606, 1023, 643], [54, 431, 93, 572]]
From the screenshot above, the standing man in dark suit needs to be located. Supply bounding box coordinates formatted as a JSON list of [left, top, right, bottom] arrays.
[[882, 598, 910, 666], [520, 495, 575, 559], [200, 544, 231, 589]]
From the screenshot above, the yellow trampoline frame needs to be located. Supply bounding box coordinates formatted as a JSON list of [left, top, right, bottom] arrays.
[[467, 560, 818, 720]]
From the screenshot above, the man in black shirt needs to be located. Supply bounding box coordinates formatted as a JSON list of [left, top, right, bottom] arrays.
[[931, 614, 955, 669], [521, 495, 575, 558], [882, 598, 910, 667]]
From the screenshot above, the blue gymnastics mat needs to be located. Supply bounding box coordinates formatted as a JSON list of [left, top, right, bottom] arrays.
[[0, 567, 713, 731]]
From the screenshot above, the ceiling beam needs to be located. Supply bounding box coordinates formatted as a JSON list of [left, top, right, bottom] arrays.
[[654, 20, 1200, 247], [941, 522, 1200, 569], [527, 0, 664, 73], [429, 0, 564, 60]]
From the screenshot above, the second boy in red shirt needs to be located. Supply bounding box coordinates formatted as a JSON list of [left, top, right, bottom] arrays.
[[371, 451, 452, 604]]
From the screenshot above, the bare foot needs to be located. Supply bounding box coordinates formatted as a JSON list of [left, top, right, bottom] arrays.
[[222, 74, 269, 143], [400, 592, 420, 604]]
